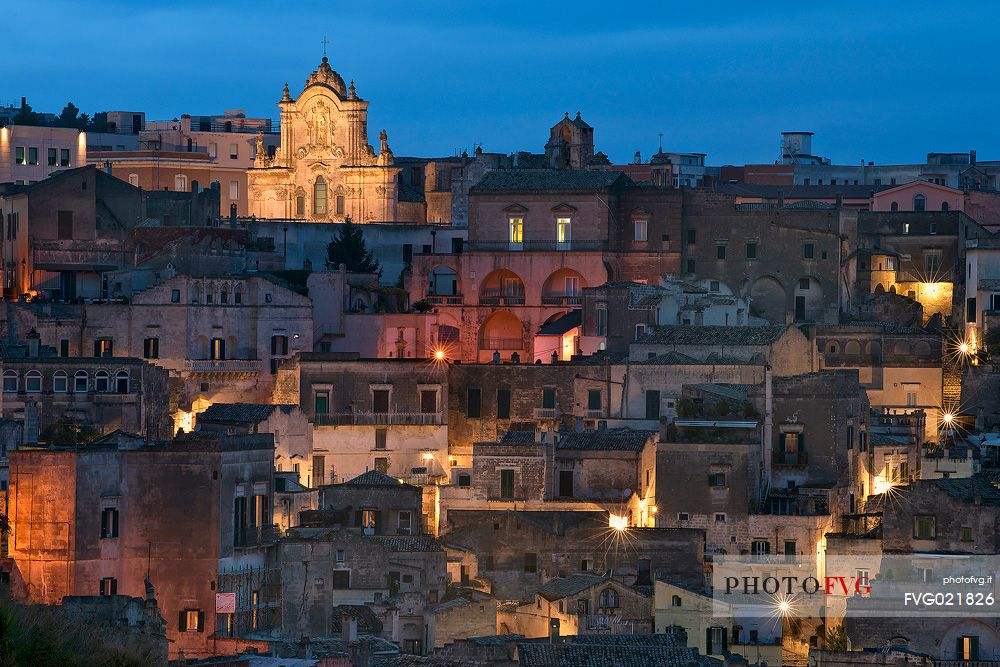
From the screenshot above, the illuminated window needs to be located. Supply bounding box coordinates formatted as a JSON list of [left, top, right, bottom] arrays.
[[210, 338, 226, 360], [959, 635, 980, 661], [53, 371, 67, 393], [313, 176, 327, 215], [362, 509, 377, 530], [180, 609, 204, 633], [556, 217, 572, 246], [508, 217, 523, 247], [94, 338, 113, 358], [25, 370, 41, 393]]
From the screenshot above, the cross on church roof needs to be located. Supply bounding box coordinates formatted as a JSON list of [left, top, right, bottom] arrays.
[[321, 35, 329, 56]]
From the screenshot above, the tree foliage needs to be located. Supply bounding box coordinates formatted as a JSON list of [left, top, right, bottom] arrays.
[[8, 99, 108, 132], [326, 217, 381, 275], [824, 624, 848, 651]]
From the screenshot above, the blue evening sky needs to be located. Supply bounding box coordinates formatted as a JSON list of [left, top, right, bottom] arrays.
[[8, 1, 1000, 166]]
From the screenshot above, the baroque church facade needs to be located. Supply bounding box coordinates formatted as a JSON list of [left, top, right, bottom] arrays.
[[247, 56, 424, 223]]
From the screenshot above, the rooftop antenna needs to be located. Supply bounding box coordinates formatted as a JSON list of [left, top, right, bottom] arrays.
[[657, 132, 664, 152], [321, 35, 329, 57]]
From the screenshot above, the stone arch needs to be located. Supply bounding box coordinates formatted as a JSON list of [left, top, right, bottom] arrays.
[[874, 283, 885, 294], [893, 341, 910, 355], [541, 268, 586, 305], [914, 340, 932, 356], [826, 340, 840, 354], [844, 340, 861, 355], [749, 275, 787, 324], [865, 341, 882, 363], [478, 310, 524, 356], [480, 269, 525, 306]]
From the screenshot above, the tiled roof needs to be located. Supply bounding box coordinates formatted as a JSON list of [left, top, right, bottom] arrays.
[[931, 476, 1000, 506], [372, 535, 443, 552], [516, 641, 699, 667], [536, 574, 608, 601], [372, 656, 479, 667], [343, 469, 406, 487], [197, 403, 294, 424], [497, 428, 653, 451], [470, 169, 630, 193], [717, 182, 879, 199], [398, 182, 425, 203], [329, 604, 383, 633], [685, 383, 752, 403], [637, 324, 789, 346], [556, 429, 654, 452], [537, 310, 582, 336]]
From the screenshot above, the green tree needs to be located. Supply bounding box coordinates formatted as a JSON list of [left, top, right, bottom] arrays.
[[89, 111, 108, 133], [327, 217, 381, 274], [57, 102, 80, 128], [12, 100, 40, 126]]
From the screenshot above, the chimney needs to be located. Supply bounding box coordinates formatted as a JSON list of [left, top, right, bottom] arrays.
[[27, 328, 40, 357], [342, 612, 358, 644], [658, 415, 668, 442], [20, 96, 26, 111], [971, 150, 977, 165], [549, 618, 561, 643]]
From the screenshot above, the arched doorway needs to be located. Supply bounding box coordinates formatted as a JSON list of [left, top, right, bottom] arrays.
[[478, 311, 524, 361]]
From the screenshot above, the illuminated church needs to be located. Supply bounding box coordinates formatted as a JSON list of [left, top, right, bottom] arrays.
[[247, 56, 422, 222]]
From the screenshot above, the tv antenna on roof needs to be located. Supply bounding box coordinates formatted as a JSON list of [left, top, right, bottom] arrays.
[[321, 35, 329, 56]]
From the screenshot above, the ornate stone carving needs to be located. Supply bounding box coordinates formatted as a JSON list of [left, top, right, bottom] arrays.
[[375, 185, 386, 196]]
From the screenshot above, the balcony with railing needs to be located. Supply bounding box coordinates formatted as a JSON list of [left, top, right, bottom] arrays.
[[533, 407, 560, 420], [541, 293, 583, 306], [314, 411, 444, 426], [479, 337, 524, 351], [425, 293, 464, 305], [234, 524, 280, 549], [467, 240, 606, 252], [479, 288, 526, 306], [183, 359, 265, 373]]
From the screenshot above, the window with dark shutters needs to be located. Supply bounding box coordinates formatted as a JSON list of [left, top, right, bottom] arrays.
[[496, 388, 511, 419], [467, 387, 481, 418]]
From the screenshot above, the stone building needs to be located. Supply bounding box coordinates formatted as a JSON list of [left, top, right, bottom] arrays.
[[579, 278, 755, 357], [0, 123, 87, 186], [629, 324, 814, 377], [0, 333, 172, 441], [406, 170, 683, 362], [6, 430, 275, 659], [500, 574, 653, 637], [679, 189, 857, 324], [195, 402, 313, 484], [92, 110, 280, 216], [441, 509, 705, 600], [272, 356, 447, 485], [247, 57, 422, 224], [276, 472, 446, 655], [13, 273, 313, 426]]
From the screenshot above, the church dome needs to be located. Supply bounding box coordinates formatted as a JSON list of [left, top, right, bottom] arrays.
[[305, 56, 348, 98]]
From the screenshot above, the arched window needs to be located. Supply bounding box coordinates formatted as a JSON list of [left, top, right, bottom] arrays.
[[913, 194, 925, 212], [95, 371, 110, 393], [941, 201, 949, 211], [220, 285, 230, 304], [53, 370, 68, 393], [191, 283, 201, 303], [890, 201, 898, 211], [25, 370, 42, 393], [115, 371, 130, 394], [74, 371, 89, 392], [599, 588, 620, 609], [335, 186, 346, 216], [313, 176, 328, 215], [3, 370, 17, 393]]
